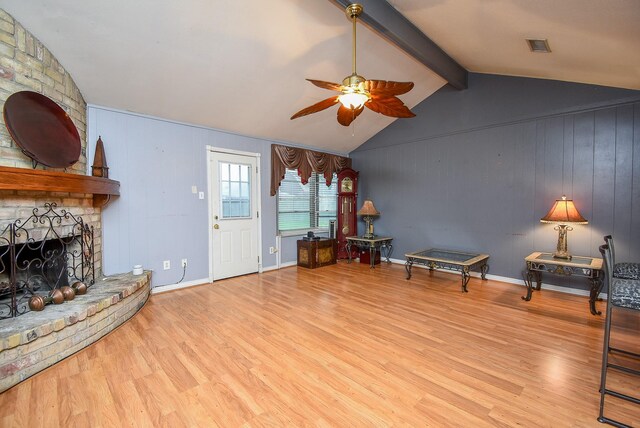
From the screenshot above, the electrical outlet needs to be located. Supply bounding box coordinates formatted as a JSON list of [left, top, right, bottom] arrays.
[[269, 247, 278, 254], [163, 260, 170, 270], [181, 258, 188, 268]]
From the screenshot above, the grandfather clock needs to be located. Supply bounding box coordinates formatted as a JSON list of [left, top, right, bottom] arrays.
[[336, 168, 359, 259]]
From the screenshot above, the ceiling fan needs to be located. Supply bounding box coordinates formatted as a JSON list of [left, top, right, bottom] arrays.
[[290, 3, 416, 127]]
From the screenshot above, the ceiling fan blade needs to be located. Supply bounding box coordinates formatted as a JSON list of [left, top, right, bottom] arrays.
[[307, 79, 344, 92], [291, 96, 340, 120], [365, 96, 416, 118], [365, 80, 414, 96], [337, 104, 364, 126]]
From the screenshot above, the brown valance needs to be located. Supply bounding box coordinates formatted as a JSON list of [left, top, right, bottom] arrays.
[[270, 144, 351, 196]]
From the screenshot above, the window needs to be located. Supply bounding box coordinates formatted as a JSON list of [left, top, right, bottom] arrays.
[[277, 169, 337, 233], [219, 162, 251, 218]]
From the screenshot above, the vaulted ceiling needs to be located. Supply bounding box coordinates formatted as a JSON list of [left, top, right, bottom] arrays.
[[1, 0, 638, 154]]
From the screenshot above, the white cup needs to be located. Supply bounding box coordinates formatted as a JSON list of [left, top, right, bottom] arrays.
[[132, 265, 143, 275]]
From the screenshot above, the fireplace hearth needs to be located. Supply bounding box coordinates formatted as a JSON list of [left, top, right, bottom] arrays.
[[0, 203, 95, 319]]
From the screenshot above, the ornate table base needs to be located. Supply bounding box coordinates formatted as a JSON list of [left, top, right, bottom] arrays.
[[346, 236, 393, 269], [523, 252, 604, 315]]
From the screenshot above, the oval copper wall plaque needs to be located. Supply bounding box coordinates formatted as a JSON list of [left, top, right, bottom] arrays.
[[3, 91, 81, 168]]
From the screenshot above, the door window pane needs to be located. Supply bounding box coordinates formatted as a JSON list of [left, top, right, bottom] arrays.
[[230, 182, 240, 198], [230, 164, 240, 181], [220, 163, 230, 181]]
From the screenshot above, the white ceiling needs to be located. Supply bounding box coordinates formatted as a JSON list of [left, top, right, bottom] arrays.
[[1, 1, 638, 154]]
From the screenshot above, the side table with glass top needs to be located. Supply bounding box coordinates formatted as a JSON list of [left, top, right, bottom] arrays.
[[523, 252, 604, 315], [345, 236, 393, 269]]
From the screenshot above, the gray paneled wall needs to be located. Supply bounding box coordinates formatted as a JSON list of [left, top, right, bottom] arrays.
[[351, 74, 640, 290]]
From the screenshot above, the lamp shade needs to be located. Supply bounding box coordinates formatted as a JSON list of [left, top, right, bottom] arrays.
[[357, 199, 380, 216], [540, 196, 587, 224]]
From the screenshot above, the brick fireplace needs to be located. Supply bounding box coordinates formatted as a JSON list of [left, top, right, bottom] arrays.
[[0, 9, 150, 392], [0, 8, 100, 269]]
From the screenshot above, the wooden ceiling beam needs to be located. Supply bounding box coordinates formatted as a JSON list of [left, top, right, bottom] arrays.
[[330, 0, 468, 90]]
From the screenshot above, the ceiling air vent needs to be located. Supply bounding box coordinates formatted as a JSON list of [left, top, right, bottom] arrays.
[[526, 39, 551, 53]]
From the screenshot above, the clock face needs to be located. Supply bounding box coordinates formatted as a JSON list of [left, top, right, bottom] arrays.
[[341, 177, 353, 193]]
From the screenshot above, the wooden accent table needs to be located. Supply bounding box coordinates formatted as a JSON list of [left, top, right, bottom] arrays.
[[405, 248, 489, 293], [345, 236, 393, 269], [297, 239, 337, 269], [523, 252, 604, 315]]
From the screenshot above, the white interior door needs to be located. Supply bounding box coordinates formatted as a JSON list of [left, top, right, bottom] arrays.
[[209, 151, 259, 280]]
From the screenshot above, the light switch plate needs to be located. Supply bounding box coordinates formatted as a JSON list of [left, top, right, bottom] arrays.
[[191, 185, 197, 194], [198, 192, 204, 199]]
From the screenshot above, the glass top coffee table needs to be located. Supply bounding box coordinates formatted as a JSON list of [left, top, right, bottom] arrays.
[[405, 248, 490, 292]]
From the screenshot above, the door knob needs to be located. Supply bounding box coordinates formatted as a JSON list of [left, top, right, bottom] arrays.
[[213, 224, 219, 229]]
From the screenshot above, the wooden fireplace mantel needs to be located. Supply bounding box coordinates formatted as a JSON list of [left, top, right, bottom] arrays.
[[0, 166, 120, 207]]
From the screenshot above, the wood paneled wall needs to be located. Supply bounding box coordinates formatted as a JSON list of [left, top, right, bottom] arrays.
[[351, 74, 640, 290]]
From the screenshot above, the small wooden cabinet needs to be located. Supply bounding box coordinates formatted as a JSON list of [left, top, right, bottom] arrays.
[[297, 239, 337, 269]]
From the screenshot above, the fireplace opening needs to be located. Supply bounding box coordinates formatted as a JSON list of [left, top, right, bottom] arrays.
[[0, 203, 95, 319], [1, 238, 70, 287]]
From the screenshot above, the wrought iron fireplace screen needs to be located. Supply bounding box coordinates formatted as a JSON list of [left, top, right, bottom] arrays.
[[0, 203, 94, 319]]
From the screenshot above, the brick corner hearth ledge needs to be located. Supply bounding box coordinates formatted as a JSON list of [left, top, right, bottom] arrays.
[[0, 271, 151, 392]]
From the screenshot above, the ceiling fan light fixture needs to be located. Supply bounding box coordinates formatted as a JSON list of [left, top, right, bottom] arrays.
[[339, 73, 369, 108], [338, 92, 369, 109]]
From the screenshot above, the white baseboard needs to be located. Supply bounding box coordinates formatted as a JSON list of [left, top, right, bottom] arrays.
[[262, 260, 297, 272], [153, 262, 299, 293], [278, 261, 297, 268], [151, 277, 210, 294], [388, 258, 600, 298]]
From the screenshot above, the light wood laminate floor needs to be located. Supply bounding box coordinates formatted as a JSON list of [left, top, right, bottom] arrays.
[[1, 262, 639, 427]]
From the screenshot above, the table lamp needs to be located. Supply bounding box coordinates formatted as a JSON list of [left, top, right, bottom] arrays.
[[357, 199, 380, 239], [540, 195, 588, 259]]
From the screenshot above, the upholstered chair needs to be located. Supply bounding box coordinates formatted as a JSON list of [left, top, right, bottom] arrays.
[[604, 235, 640, 280]]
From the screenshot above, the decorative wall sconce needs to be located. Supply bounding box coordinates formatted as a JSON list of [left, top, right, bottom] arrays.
[[540, 195, 588, 259], [357, 199, 380, 239]]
